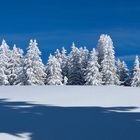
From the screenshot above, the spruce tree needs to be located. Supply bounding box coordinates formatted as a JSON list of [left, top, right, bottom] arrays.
[[63, 76, 68, 85], [131, 55, 140, 87], [61, 47, 68, 77], [22, 40, 46, 85], [45, 54, 63, 85], [0, 63, 9, 85], [8, 45, 24, 85], [85, 48, 102, 85], [97, 34, 120, 85], [116, 59, 129, 86], [67, 42, 83, 85], [55, 49, 62, 64], [79, 46, 89, 84], [0, 40, 11, 85]]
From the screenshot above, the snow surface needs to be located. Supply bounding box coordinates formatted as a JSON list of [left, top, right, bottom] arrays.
[[0, 86, 140, 140], [0, 133, 31, 140], [0, 86, 139, 109]]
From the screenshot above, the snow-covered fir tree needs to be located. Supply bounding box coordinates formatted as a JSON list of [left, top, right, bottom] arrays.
[[97, 34, 120, 85], [8, 45, 24, 85], [131, 55, 140, 74], [0, 62, 9, 85], [0, 40, 11, 85], [79, 46, 89, 84], [85, 48, 102, 85], [45, 54, 63, 85], [116, 59, 129, 86], [67, 42, 84, 85], [131, 55, 140, 87], [63, 76, 68, 85], [79, 46, 89, 68], [22, 40, 46, 85], [61, 47, 68, 77], [55, 49, 62, 64], [55, 47, 69, 84], [61, 47, 67, 59]]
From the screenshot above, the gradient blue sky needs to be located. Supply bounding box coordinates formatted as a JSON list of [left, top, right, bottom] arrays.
[[0, 0, 140, 66]]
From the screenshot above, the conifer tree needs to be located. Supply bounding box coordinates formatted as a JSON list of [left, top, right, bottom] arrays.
[[79, 46, 89, 84], [0, 63, 9, 85], [61, 47, 68, 77], [8, 45, 24, 85], [116, 59, 129, 86], [67, 42, 84, 85], [97, 34, 120, 85], [131, 55, 140, 87], [55, 49, 62, 64], [85, 48, 102, 85], [63, 76, 68, 85], [0, 40, 11, 85], [45, 54, 63, 85], [22, 40, 46, 85]]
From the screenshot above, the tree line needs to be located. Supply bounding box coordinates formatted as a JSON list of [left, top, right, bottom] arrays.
[[0, 34, 140, 87]]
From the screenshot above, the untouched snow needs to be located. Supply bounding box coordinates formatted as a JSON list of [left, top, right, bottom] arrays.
[[0, 133, 31, 140], [0, 86, 140, 109], [0, 86, 140, 140]]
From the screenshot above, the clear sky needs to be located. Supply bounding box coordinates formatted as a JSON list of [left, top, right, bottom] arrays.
[[0, 0, 140, 66]]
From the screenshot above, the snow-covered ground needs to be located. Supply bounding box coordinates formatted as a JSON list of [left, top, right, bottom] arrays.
[[0, 86, 140, 140], [0, 86, 140, 108], [0, 133, 31, 140]]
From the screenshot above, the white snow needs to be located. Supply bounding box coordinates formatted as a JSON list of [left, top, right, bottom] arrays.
[[0, 133, 31, 140], [0, 86, 140, 140], [0, 86, 140, 110]]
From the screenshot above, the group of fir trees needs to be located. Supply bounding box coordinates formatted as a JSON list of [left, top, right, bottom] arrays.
[[0, 34, 140, 87]]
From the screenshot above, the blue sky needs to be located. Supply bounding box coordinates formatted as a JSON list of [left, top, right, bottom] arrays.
[[0, 0, 140, 67]]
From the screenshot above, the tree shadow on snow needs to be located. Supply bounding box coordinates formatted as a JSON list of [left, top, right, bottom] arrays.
[[0, 99, 140, 140]]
